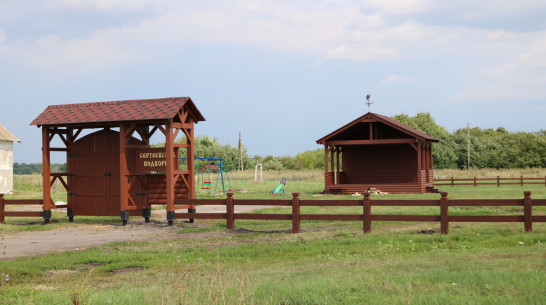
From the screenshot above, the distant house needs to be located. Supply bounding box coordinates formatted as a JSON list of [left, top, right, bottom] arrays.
[[316, 112, 439, 194], [0, 124, 21, 194]]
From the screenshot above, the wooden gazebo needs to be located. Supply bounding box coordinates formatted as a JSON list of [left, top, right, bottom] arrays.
[[316, 112, 438, 194], [31, 97, 205, 225]]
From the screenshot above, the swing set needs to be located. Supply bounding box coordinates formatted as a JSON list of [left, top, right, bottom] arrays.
[[181, 157, 232, 196]]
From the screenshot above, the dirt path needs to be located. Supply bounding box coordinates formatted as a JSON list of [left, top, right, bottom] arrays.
[[1, 205, 279, 260]]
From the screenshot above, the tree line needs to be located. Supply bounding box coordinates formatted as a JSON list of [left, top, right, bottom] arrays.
[[13, 163, 66, 175], [12, 113, 545, 173], [393, 113, 546, 169]]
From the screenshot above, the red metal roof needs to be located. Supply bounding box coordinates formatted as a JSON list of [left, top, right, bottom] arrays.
[[31, 97, 205, 126], [316, 112, 439, 144]]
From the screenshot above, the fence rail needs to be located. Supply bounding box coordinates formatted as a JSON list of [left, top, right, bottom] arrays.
[[2, 193, 545, 234], [0, 194, 44, 224], [175, 191, 546, 234], [434, 176, 546, 187]]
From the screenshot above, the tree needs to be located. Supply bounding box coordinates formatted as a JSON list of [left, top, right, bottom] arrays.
[[392, 112, 457, 169]]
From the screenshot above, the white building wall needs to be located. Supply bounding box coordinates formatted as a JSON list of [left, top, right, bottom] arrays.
[[0, 140, 14, 194]]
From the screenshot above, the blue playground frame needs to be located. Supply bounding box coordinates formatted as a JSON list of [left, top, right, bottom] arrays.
[[180, 157, 232, 196]]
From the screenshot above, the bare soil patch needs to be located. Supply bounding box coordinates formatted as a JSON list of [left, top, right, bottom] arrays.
[[1, 204, 281, 260]]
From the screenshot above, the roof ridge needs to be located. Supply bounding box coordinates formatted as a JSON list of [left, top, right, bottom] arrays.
[[46, 97, 189, 108]]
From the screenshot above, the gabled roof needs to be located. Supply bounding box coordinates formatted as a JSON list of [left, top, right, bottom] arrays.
[[31, 97, 205, 127], [0, 124, 21, 143], [316, 112, 438, 144]]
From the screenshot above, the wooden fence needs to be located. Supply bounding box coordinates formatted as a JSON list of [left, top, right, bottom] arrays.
[[434, 176, 546, 187], [2, 193, 545, 234], [174, 191, 546, 235], [0, 194, 46, 224]]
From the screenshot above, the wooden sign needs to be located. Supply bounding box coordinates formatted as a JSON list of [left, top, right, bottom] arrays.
[[131, 148, 169, 172]]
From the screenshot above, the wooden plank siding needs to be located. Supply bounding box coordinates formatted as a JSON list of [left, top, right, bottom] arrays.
[[341, 145, 417, 184]]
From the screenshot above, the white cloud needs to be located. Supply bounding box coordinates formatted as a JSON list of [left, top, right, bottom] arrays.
[[450, 33, 546, 101], [1, 0, 546, 84], [363, 0, 428, 15], [51, 0, 152, 12], [382, 74, 413, 83]]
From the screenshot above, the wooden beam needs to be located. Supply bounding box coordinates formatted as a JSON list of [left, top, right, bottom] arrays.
[[165, 121, 175, 212], [42, 127, 52, 211], [326, 139, 416, 145], [119, 124, 129, 211], [172, 122, 194, 130]]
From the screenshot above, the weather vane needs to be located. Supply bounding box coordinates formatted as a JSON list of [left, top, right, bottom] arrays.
[[365, 94, 373, 112]]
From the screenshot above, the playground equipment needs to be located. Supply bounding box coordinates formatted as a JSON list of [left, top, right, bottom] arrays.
[[254, 164, 263, 182], [270, 177, 287, 195], [181, 157, 232, 196]]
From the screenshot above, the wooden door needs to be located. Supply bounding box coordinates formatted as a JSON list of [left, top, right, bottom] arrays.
[[68, 129, 145, 216]]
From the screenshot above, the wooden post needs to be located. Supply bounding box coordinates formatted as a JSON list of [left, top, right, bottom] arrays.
[[473, 177, 477, 187], [119, 124, 128, 221], [226, 192, 234, 230], [363, 192, 371, 233], [440, 192, 449, 235], [324, 146, 329, 185], [520, 176, 523, 187], [165, 121, 175, 225], [42, 127, 52, 223], [523, 191, 532, 233], [497, 176, 500, 187], [451, 177, 454, 187], [292, 193, 300, 234], [0, 194, 5, 224]]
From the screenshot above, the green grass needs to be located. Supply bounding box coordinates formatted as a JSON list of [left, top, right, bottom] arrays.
[[0, 224, 544, 304], [0, 171, 545, 304]]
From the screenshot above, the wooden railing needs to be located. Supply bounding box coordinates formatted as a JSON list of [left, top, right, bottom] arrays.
[[175, 192, 546, 235], [434, 176, 546, 187], [0, 194, 45, 224]]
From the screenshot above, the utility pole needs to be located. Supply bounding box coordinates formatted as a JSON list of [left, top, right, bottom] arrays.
[[467, 122, 470, 170], [238, 131, 243, 171]]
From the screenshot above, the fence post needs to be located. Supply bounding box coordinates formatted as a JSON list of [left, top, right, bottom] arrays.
[[497, 176, 500, 187], [292, 193, 300, 234], [474, 177, 477, 187], [226, 192, 234, 230], [521, 176, 523, 187], [0, 194, 5, 224], [523, 191, 532, 233], [363, 192, 371, 233], [440, 192, 449, 235], [451, 177, 454, 187]]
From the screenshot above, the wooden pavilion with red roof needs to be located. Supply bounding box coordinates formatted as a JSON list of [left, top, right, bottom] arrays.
[[316, 112, 438, 194], [31, 97, 205, 225]]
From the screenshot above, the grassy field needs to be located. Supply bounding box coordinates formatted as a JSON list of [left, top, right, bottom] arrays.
[[0, 170, 545, 304]]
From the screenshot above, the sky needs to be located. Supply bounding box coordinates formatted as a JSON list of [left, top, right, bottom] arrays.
[[1, 0, 545, 163]]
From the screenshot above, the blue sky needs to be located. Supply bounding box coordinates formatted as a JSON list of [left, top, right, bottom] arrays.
[[1, 0, 545, 163]]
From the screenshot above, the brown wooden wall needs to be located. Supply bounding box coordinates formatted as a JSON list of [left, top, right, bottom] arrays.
[[146, 174, 189, 206], [341, 144, 417, 184], [69, 129, 145, 216]]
